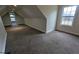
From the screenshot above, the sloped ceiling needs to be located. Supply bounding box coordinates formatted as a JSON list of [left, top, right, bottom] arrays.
[[0, 5, 46, 19], [15, 5, 46, 19], [0, 5, 9, 16]]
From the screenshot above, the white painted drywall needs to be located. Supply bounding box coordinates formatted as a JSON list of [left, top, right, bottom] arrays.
[[15, 13, 24, 25], [24, 18, 46, 32], [2, 13, 11, 26], [0, 16, 7, 53], [22, 5, 46, 32], [56, 6, 79, 35], [37, 5, 58, 33]]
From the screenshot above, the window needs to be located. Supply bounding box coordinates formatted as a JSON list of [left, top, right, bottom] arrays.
[[9, 12, 16, 22], [10, 14, 15, 17], [61, 6, 77, 26], [9, 11, 16, 26]]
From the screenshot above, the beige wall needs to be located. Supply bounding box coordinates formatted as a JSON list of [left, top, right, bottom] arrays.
[[22, 5, 47, 32], [0, 5, 8, 16], [37, 5, 58, 33], [15, 5, 58, 33], [0, 16, 7, 53], [24, 18, 46, 32], [15, 13, 24, 25], [2, 13, 11, 26], [56, 6, 79, 35]]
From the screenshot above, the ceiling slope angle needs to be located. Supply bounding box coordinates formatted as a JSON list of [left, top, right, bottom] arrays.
[[0, 5, 9, 16], [0, 5, 46, 20], [14, 5, 46, 19]]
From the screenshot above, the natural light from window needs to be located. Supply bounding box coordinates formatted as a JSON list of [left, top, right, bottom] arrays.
[[9, 11, 16, 26], [61, 6, 77, 26]]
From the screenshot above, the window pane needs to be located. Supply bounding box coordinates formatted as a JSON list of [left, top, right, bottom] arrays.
[[71, 6, 77, 16], [61, 17, 65, 25], [61, 17, 71, 25], [61, 6, 77, 26], [68, 17, 74, 25], [11, 18, 16, 21], [63, 6, 77, 16], [10, 14, 15, 17], [66, 7, 72, 16], [61, 16, 74, 26], [63, 7, 68, 16]]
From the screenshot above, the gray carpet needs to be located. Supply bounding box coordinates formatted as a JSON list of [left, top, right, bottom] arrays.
[[5, 25, 79, 54]]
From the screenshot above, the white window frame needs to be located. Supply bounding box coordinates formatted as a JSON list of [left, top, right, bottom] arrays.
[[61, 6, 77, 26]]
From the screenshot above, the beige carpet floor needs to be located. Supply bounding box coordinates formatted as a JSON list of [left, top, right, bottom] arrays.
[[5, 25, 79, 54]]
